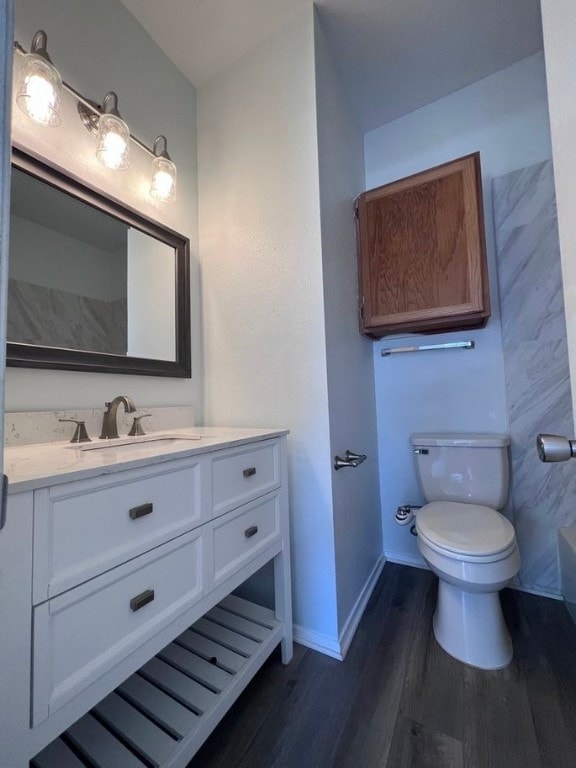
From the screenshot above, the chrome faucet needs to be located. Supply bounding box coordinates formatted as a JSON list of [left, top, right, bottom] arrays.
[[100, 395, 137, 439]]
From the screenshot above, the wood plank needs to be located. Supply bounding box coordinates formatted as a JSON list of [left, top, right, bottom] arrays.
[[219, 595, 278, 628], [462, 658, 542, 768], [32, 738, 86, 768], [385, 714, 464, 768], [66, 713, 147, 768], [500, 589, 576, 768], [327, 566, 432, 768], [398, 577, 467, 742], [205, 606, 269, 641], [193, 617, 259, 656], [176, 629, 246, 674], [158, 642, 233, 692], [94, 692, 176, 767], [118, 673, 198, 739], [140, 657, 218, 714]]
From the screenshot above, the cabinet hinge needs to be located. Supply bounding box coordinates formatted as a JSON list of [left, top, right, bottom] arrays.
[[360, 296, 365, 318], [354, 200, 359, 220]]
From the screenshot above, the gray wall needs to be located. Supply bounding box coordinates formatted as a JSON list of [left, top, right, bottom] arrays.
[[314, 12, 383, 641]]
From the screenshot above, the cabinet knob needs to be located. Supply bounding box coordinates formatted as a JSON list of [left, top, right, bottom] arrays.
[[245, 525, 258, 538], [243, 467, 256, 478], [130, 589, 155, 612]]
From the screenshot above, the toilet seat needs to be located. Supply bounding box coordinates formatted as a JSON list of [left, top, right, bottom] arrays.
[[416, 501, 517, 563]]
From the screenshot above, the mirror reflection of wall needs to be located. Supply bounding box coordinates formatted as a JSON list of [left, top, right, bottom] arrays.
[[8, 167, 176, 361], [127, 228, 176, 361]]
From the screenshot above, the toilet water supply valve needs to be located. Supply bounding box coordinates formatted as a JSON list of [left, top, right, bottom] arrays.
[[395, 504, 421, 534]]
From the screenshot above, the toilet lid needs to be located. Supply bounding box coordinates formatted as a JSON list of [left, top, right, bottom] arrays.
[[416, 501, 516, 557]]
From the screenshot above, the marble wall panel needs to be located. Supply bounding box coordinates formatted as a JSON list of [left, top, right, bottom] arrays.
[[7, 279, 127, 355], [493, 159, 576, 596]]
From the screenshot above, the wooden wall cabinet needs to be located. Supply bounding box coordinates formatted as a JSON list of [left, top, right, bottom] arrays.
[[355, 153, 490, 338]]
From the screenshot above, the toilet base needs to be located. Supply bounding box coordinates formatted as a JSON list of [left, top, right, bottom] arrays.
[[433, 579, 513, 670]]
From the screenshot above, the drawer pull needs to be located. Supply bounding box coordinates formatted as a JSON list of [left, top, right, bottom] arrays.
[[245, 525, 258, 538], [129, 502, 154, 520], [130, 589, 155, 612], [243, 467, 257, 478]]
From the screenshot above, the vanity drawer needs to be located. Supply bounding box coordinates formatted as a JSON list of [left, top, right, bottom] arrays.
[[211, 439, 280, 518], [211, 492, 281, 586], [32, 528, 203, 725], [33, 458, 203, 603]]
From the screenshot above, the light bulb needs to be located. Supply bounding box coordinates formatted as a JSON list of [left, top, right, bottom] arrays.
[[150, 137, 177, 203], [150, 157, 177, 203], [16, 34, 62, 127], [21, 73, 59, 125], [100, 131, 128, 169], [96, 111, 130, 170]]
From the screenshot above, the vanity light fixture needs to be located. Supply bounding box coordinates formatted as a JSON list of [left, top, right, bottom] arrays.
[[15, 30, 62, 127], [13, 33, 178, 201], [95, 92, 130, 170], [150, 135, 177, 203]]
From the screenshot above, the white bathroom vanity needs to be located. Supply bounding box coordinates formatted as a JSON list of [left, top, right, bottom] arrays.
[[0, 427, 292, 768]]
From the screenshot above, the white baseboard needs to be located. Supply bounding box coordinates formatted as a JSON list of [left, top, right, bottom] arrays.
[[509, 582, 563, 600], [384, 550, 429, 570], [338, 556, 386, 660], [292, 625, 343, 660], [385, 551, 563, 602], [294, 556, 386, 661]]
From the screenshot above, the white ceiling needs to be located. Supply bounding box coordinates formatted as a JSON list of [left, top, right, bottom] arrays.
[[119, 0, 544, 133]]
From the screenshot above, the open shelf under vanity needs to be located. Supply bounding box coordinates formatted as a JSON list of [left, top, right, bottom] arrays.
[[32, 596, 282, 768]]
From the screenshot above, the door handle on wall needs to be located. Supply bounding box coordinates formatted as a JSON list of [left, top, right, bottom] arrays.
[[334, 450, 367, 470], [345, 450, 367, 464], [536, 433, 576, 462]]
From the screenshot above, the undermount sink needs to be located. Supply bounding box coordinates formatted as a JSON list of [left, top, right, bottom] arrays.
[[76, 434, 204, 452]]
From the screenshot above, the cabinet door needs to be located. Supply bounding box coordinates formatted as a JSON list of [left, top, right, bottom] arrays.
[[356, 153, 490, 337]]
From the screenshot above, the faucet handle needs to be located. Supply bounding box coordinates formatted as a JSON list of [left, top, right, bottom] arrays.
[[128, 413, 152, 437], [59, 418, 91, 443]]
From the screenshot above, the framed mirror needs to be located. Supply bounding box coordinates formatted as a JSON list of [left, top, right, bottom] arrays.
[[7, 148, 191, 377]]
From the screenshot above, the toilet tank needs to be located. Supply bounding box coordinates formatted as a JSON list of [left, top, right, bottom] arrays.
[[411, 433, 511, 509]]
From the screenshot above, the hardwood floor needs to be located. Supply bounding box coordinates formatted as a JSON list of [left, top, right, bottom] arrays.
[[187, 563, 576, 768]]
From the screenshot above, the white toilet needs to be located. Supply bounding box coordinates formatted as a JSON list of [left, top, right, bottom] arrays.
[[411, 432, 521, 670]]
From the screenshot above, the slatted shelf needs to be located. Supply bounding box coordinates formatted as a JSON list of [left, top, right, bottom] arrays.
[[31, 597, 282, 768]]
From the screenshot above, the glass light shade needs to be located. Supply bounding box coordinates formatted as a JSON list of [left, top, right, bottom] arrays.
[[16, 53, 62, 127], [96, 113, 130, 170], [150, 156, 177, 203]]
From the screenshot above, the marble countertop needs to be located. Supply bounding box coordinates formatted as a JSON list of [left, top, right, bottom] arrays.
[[4, 427, 288, 494]]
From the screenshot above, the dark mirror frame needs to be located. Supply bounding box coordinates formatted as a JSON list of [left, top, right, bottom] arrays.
[[8, 147, 191, 378]]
